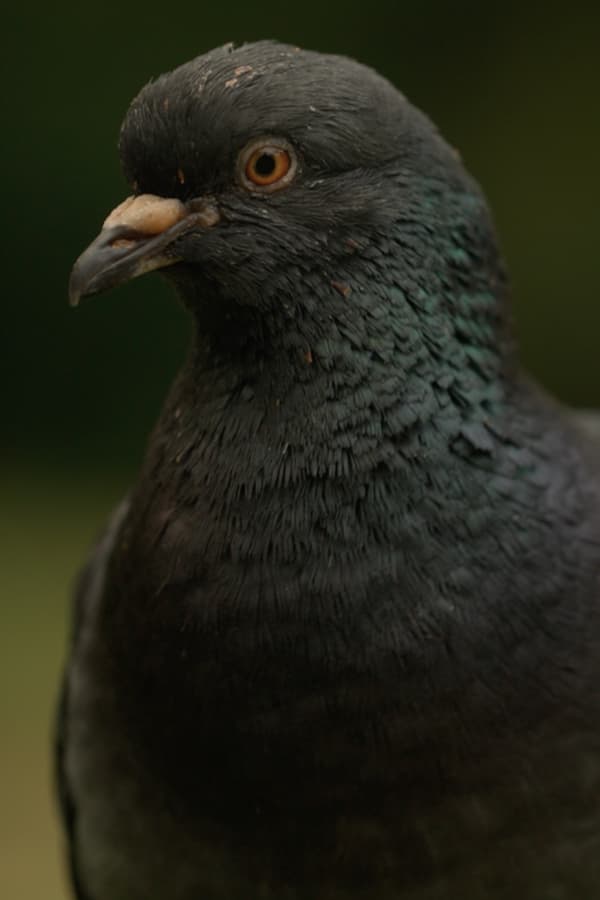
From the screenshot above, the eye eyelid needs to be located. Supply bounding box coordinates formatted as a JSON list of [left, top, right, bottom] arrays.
[[237, 136, 299, 194]]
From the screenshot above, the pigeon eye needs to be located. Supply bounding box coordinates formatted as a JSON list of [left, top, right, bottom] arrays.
[[239, 139, 297, 192]]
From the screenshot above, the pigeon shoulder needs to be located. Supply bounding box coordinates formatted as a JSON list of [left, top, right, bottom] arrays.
[[571, 408, 600, 447], [55, 498, 130, 900]]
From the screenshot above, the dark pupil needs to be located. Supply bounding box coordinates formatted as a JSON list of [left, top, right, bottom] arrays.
[[254, 153, 276, 177]]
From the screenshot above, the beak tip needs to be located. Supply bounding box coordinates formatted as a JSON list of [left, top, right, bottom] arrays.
[[68, 240, 108, 307], [68, 267, 85, 307], [68, 281, 80, 307]]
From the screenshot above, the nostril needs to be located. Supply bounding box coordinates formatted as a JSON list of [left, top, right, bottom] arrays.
[[110, 237, 139, 250]]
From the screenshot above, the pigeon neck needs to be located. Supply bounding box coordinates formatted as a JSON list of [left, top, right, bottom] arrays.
[[179, 233, 517, 470], [153, 281, 517, 545]]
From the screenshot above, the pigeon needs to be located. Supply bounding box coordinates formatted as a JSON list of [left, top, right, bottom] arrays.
[[59, 40, 600, 900]]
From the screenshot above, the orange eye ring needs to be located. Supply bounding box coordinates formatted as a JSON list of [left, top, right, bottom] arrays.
[[239, 139, 297, 192]]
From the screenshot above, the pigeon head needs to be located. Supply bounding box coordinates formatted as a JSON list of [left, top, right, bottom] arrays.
[[70, 41, 510, 364]]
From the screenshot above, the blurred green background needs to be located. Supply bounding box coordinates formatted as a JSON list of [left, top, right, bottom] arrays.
[[2, 1, 598, 897]]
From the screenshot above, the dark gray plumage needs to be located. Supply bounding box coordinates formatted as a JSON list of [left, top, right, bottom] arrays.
[[59, 41, 600, 899]]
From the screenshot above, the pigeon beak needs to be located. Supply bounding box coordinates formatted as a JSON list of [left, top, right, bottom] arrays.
[[68, 194, 220, 306]]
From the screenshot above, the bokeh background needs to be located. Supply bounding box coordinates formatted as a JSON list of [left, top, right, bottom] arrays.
[[2, 1, 599, 896]]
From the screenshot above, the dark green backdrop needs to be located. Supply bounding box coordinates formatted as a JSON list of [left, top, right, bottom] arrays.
[[2, 2, 598, 898]]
